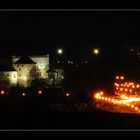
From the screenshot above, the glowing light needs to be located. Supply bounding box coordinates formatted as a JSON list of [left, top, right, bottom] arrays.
[[135, 107, 138, 110], [120, 94, 129, 99], [120, 76, 124, 80], [93, 49, 99, 54], [100, 91, 104, 95], [120, 88, 123, 91], [66, 93, 70, 97], [125, 89, 128, 92], [116, 76, 119, 79], [137, 85, 140, 88], [38, 90, 42, 94], [22, 93, 26, 96], [0, 90, 5, 95], [57, 49, 63, 54], [131, 105, 134, 108]]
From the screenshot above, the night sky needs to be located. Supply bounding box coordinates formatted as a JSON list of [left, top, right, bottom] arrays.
[[0, 10, 140, 59]]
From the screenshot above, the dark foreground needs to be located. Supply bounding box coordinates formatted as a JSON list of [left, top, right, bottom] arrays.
[[1, 99, 140, 129]]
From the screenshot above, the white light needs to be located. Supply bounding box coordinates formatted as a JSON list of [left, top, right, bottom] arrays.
[[57, 49, 63, 54]]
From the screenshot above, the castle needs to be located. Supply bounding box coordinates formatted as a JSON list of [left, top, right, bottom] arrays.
[[0, 54, 64, 88]]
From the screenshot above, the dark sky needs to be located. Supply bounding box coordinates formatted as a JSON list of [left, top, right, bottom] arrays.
[[0, 10, 140, 58]]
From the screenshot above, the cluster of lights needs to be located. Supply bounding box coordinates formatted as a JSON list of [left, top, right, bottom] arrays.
[[94, 91, 140, 113], [114, 76, 140, 95]]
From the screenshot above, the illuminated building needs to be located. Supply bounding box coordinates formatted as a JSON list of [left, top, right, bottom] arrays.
[[0, 54, 64, 88]]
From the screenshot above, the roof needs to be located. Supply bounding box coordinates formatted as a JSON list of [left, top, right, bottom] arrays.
[[0, 65, 16, 72], [14, 56, 36, 64]]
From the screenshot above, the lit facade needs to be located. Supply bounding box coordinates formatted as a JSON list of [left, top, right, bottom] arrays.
[[0, 54, 64, 88]]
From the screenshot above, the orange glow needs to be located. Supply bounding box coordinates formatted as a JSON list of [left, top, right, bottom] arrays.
[[135, 107, 138, 110], [137, 85, 140, 88], [100, 91, 104, 95], [120, 88, 123, 91], [116, 76, 119, 79], [131, 105, 134, 108], [120, 76, 124, 80], [125, 89, 128, 92], [130, 89, 132, 92]]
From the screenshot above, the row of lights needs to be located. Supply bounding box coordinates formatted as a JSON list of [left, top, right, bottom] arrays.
[[94, 92, 140, 114], [0, 90, 70, 97], [114, 76, 140, 95], [0, 90, 43, 96]]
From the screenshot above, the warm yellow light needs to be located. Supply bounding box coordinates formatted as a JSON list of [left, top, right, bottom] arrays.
[[116, 76, 119, 79], [100, 91, 103, 95], [121, 94, 129, 99], [135, 107, 138, 110], [120, 76, 124, 80], [137, 85, 140, 88], [131, 105, 134, 108], [120, 88, 123, 91], [132, 85, 135, 88], [125, 89, 128, 92], [93, 49, 99, 54]]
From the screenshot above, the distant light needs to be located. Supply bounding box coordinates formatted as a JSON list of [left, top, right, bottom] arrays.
[[93, 49, 99, 55], [38, 90, 42, 94], [66, 93, 70, 97], [120, 76, 124, 80], [22, 93, 26, 96], [1, 90, 5, 95], [57, 49, 63, 54], [61, 76, 64, 79], [116, 76, 119, 79]]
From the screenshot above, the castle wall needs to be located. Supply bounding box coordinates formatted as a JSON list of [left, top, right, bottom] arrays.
[[13, 64, 36, 87]]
